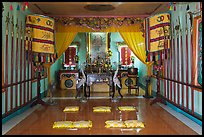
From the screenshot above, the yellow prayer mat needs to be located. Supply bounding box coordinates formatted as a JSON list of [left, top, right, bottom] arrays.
[[53, 121, 73, 128], [63, 106, 79, 112], [124, 120, 145, 128], [118, 106, 137, 111], [53, 120, 92, 129], [72, 120, 92, 128], [105, 120, 145, 128], [93, 106, 111, 113], [105, 120, 126, 128]]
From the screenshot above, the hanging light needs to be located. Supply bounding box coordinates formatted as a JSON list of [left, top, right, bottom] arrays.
[[186, 4, 190, 11]]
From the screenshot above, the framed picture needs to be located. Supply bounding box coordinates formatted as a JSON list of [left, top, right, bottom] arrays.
[[192, 15, 202, 86], [88, 32, 108, 63]]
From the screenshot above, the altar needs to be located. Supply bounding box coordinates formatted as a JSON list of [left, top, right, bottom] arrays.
[[84, 72, 123, 98]]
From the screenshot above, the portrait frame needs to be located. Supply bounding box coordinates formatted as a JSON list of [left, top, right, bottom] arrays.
[[88, 32, 108, 63]]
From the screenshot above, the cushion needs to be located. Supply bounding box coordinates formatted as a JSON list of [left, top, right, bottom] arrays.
[[105, 120, 126, 128], [72, 120, 92, 128], [118, 106, 137, 111], [63, 106, 79, 112], [93, 106, 111, 113], [124, 120, 145, 128], [52, 121, 73, 128]]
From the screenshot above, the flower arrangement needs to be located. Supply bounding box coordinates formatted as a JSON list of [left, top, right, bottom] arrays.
[[107, 48, 112, 57]]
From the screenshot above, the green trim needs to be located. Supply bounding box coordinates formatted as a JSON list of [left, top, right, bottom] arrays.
[[2, 103, 32, 124], [2, 90, 47, 124], [139, 83, 201, 125], [166, 102, 202, 126]]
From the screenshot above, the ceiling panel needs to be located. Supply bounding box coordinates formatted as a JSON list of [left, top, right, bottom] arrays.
[[28, 2, 169, 17]]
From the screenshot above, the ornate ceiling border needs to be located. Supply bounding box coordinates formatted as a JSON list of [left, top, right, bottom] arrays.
[[52, 17, 144, 31]]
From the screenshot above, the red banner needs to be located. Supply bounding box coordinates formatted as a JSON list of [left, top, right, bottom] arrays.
[[65, 47, 76, 65], [121, 47, 131, 65]]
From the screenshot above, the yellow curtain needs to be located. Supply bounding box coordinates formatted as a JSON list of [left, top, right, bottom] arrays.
[[44, 30, 77, 96], [55, 32, 77, 58], [119, 32, 153, 95]]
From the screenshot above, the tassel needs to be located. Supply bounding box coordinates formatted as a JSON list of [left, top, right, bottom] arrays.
[[49, 54, 52, 62], [187, 5, 190, 11], [50, 54, 52, 62], [196, 4, 198, 10], [25, 5, 28, 10], [33, 53, 36, 62], [174, 5, 176, 11], [45, 54, 48, 63], [51, 54, 54, 62], [41, 54, 44, 62], [38, 53, 41, 62], [32, 54, 34, 62], [17, 5, 20, 11], [24, 2, 29, 6], [22, 5, 25, 11], [168, 4, 170, 10], [10, 4, 13, 11], [170, 5, 174, 10], [43, 54, 46, 63]]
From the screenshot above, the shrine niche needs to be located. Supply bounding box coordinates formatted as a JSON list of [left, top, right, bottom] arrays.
[[64, 42, 80, 69], [88, 32, 108, 63], [86, 32, 111, 73], [117, 42, 134, 68]]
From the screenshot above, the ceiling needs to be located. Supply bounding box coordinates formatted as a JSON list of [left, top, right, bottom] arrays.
[[27, 2, 169, 18]]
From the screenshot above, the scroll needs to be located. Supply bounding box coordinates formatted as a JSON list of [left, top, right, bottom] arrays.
[[145, 13, 171, 62], [26, 14, 57, 64], [26, 14, 54, 54]]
